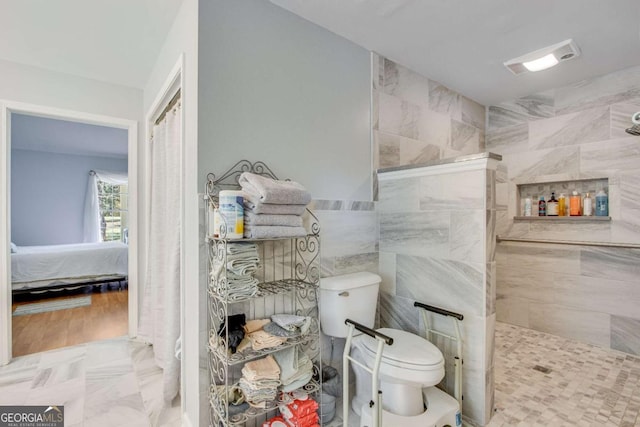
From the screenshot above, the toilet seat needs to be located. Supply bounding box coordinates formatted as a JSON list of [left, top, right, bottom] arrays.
[[360, 328, 444, 370]]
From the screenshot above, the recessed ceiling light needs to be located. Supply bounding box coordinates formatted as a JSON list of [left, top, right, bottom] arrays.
[[522, 53, 559, 72], [504, 39, 581, 75]]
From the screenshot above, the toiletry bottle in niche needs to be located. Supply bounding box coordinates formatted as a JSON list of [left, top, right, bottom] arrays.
[[558, 193, 567, 216], [524, 197, 532, 217], [595, 190, 609, 216], [570, 190, 581, 216], [538, 196, 546, 216], [583, 192, 593, 216], [547, 192, 558, 216]]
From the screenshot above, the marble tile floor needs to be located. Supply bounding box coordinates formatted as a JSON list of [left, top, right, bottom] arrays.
[[488, 322, 640, 427], [0, 336, 181, 427], [9, 324, 638, 426]]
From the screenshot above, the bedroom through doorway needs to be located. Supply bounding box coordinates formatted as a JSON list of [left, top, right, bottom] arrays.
[[1, 103, 139, 361]]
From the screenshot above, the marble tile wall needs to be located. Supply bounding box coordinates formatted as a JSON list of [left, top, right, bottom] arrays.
[[488, 64, 640, 357], [310, 199, 378, 279], [372, 53, 486, 199], [304, 200, 379, 370], [377, 158, 497, 426]]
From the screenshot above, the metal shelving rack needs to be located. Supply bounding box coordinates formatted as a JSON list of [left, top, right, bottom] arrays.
[[205, 160, 321, 426]]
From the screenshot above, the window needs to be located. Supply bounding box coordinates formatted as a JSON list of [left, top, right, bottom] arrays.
[[98, 181, 128, 242]]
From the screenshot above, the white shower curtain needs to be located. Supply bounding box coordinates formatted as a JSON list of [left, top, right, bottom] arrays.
[[83, 170, 128, 243], [138, 99, 182, 402]]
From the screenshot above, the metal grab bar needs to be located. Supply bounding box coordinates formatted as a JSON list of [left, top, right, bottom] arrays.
[[497, 235, 640, 249], [413, 302, 464, 321], [414, 301, 464, 416], [345, 318, 394, 345], [343, 319, 391, 427]]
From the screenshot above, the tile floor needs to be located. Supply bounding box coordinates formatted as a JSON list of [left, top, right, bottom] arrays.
[[0, 336, 181, 427], [488, 322, 640, 427], [2, 322, 639, 426]]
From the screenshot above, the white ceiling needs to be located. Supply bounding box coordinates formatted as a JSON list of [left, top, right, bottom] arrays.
[[0, 0, 183, 88], [270, 0, 640, 105], [2, 0, 638, 105], [11, 113, 128, 159]]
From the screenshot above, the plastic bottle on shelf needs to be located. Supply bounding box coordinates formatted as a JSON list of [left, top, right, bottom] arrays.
[[219, 190, 244, 239], [558, 193, 566, 217], [547, 192, 558, 216], [570, 191, 581, 216], [538, 196, 546, 216], [524, 197, 532, 217], [583, 192, 593, 216], [595, 190, 609, 216]]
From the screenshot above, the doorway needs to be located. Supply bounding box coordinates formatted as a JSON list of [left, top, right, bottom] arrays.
[[0, 101, 139, 364]]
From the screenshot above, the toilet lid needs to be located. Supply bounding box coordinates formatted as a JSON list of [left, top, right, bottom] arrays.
[[361, 328, 443, 367]]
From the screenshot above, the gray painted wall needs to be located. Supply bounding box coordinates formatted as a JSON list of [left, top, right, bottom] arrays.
[[11, 149, 127, 246], [197, 0, 371, 200], [197, 2, 371, 424]]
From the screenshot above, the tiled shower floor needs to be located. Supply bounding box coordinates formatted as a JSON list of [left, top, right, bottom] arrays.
[[488, 322, 640, 427]]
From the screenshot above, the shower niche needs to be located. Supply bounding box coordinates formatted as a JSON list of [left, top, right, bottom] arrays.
[[514, 177, 611, 220]]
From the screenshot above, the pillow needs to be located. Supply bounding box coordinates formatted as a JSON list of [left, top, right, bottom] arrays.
[[10, 242, 17, 253]]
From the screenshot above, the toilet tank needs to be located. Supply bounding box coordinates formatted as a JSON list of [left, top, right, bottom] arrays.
[[319, 272, 381, 338]]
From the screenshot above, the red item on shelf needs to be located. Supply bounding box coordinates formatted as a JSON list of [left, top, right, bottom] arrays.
[[279, 398, 320, 427], [262, 416, 287, 427]]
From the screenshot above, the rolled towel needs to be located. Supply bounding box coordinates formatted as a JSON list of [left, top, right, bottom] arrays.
[[245, 211, 304, 227], [244, 225, 307, 239], [239, 172, 312, 205], [227, 258, 259, 276], [226, 242, 259, 255], [244, 195, 308, 216]]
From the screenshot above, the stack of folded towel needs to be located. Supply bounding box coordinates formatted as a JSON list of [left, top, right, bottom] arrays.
[[211, 242, 260, 300], [264, 314, 312, 337], [239, 355, 281, 408], [239, 172, 311, 239], [273, 347, 314, 392], [237, 317, 289, 353], [236, 314, 313, 354]]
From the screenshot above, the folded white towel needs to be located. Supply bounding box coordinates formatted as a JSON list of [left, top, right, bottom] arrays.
[[239, 172, 312, 205], [244, 195, 308, 216], [244, 225, 307, 239], [271, 314, 311, 334], [245, 211, 304, 227], [226, 242, 259, 255]]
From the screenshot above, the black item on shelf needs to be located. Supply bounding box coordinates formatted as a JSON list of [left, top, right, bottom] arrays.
[[217, 313, 246, 353]]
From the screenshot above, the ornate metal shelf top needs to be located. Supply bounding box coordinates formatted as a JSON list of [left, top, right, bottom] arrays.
[[204, 159, 320, 236], [206, 160, 280, 198]]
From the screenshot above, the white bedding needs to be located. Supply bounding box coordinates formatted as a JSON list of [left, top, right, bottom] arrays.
[[11, 242, 128, 285]]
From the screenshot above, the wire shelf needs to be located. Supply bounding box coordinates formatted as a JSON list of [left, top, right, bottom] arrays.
[[209, 379, 321, 427]]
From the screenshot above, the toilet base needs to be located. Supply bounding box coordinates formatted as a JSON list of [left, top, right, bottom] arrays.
[[359, 387, 460, 427]]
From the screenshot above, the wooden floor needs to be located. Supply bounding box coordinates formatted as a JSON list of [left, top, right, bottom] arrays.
[[11, 287, 128, 357]]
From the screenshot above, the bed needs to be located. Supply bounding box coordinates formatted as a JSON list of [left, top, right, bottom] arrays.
[[11, 241, 128, 295]]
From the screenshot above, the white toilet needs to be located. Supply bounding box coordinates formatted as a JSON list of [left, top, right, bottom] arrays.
[[320, 272, 460, 427]]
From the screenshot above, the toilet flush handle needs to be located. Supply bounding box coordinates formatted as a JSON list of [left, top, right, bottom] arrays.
[[339, 291, 349, 297]]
